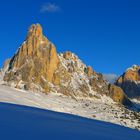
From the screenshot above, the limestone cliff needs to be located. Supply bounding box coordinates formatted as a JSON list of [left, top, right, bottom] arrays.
[[108, 84, 131, 105], [4, 24, 59, 92], [116, 65, 140, 98]]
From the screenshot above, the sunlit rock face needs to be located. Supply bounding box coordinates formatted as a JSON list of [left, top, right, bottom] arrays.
[[108, 84, 131, 105], [4, 24, 59, 92], [116, 65, 140, 98], [2, 23, 131, 105]]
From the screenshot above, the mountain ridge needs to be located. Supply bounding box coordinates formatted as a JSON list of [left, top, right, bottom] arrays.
[[1, 23, 131, 105], [0, 23, 140, 131], [116, 65, 140, 99]]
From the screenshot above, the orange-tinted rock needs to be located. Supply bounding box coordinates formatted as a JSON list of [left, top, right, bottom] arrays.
[[4, 24, 59, 93], [116, 65, 140, 98], [108, 84, 131, 104], [87, 66, 93, 76], [2, 23, 133, 107], [63, 52, 72, 59], [84, 66, 93, 76], [120, 65, 140, 82]]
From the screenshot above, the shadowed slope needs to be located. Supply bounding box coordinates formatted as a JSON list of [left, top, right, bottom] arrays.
[[0, 102, 140, 140]]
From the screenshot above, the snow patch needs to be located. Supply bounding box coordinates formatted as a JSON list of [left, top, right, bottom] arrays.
[[0, 84, 139, 130]]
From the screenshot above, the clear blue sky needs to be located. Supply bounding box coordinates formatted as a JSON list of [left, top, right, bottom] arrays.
[[0, 0, 140, 75]]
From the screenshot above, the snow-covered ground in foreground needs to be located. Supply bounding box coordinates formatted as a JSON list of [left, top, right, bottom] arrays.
[[0, 84, 140, 131], [132, 98, 140, 104], [0, 102, 140, 140]]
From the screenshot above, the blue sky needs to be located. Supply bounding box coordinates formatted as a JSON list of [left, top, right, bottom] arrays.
[[0, 0, 140, 75]]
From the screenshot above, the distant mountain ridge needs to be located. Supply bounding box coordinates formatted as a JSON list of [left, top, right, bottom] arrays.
[[0, 23, 137, 106], [116, 65, 140, 99]]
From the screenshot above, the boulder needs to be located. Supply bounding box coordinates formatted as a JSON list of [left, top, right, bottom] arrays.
[[108, 84, 131, 105], [63, 52, 72, 59]]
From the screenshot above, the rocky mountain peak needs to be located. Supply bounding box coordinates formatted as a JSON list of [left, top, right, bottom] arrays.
[[2, 23, 131, 105], [116, 65, 140, 98], [4, 24, 59, 92], [27, 24, 43, 39], [125, 65, 140, 81]]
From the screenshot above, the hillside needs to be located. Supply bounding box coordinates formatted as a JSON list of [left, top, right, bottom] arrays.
[[0, 84, 140, 130], [0, 102, 140, 140]]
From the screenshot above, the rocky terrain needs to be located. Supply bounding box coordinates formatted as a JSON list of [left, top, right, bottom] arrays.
[[116, 65, 140, 99], [0, 85, 140, 130], [0, 23, 140, 131], [1, 23, 130, 105]]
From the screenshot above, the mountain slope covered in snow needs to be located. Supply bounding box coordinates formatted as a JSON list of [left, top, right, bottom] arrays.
[[0, 84, 140, 130], [0, 102, 140, 140]]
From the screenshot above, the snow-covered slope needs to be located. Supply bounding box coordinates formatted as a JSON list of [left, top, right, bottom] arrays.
[[0, 70, 2, 83], [0, 102, 140, 140], [0, 84, 140, 130]]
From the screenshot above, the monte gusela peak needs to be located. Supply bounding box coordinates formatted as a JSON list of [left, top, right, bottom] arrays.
[[4, 23, 59, 92], [1, 23, 131, 105], [27, 24, 43, 38]]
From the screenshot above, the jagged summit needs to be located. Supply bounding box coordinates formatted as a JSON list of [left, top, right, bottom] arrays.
[[4, 23, 59, 92], [116, 65, 140, 98], [19, 23, 50, 57], [27, 24, 43, 37], [125, 64, 139, 72], [2, 23, 130, 105]]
